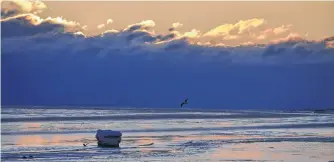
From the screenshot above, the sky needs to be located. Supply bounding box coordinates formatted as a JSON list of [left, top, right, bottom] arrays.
[[39, 1, 334, 41], [2, 1, 334, 45], [1, 0, 334, 109]]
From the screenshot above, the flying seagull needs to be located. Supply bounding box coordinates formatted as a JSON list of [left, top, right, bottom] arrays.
[[180, 98, 188, 107]]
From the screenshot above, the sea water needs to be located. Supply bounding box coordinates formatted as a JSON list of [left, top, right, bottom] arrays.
[[1, 107, 334, 162]]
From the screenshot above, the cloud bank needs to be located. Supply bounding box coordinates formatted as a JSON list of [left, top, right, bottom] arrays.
[[1, 1, 334, 109]]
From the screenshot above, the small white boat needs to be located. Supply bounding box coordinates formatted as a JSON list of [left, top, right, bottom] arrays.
[[95, 129, 122, 147]]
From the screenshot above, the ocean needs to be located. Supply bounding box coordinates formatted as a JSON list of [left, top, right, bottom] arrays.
[[1, 107, 333, 162]]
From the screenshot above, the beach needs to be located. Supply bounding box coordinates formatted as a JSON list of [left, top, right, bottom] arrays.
[[1, 107, 334, 162]]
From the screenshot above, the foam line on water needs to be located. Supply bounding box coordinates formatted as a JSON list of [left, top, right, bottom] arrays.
[[2, 122, 333, 135], [1, 113, 316, 123]]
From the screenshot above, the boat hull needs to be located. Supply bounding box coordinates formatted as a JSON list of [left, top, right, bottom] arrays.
[[95, 129, 122, 148], [97, 142, 120, 148]]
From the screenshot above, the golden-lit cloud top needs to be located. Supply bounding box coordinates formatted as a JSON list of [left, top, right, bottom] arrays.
[[203, 18, 265, 37], [1, 0, 47, 18]]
